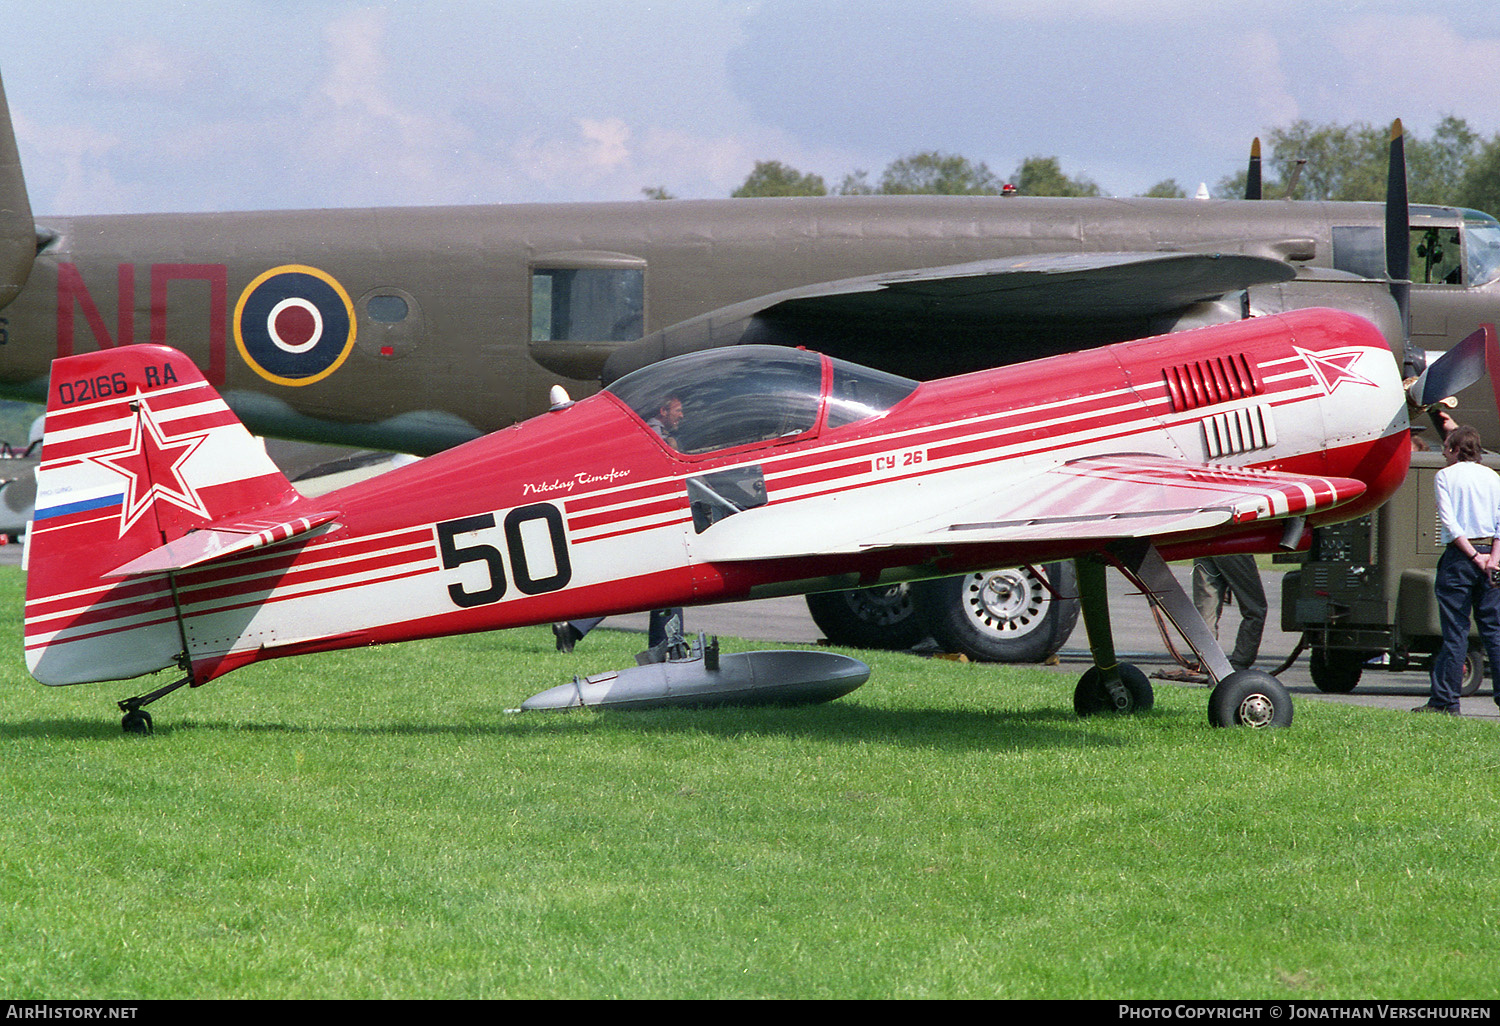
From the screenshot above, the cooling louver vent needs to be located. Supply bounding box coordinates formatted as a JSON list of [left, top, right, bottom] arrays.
[[1203, 404, 1277, 459], [1163, 354, 1262, 413]]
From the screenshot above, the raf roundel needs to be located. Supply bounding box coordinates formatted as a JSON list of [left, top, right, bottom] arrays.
[[234, 265, 356, 386]]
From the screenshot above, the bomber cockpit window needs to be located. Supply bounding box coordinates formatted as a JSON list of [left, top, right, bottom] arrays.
[[1410, 226, 1464, 284], [1465, 217, 1500, 287], [606, 346, 824, 454], [825, 359, 918, 429]]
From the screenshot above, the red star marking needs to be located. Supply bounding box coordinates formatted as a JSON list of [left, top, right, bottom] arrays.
[[1295, 347, 1379, 395], [90, 402, 212, 536]]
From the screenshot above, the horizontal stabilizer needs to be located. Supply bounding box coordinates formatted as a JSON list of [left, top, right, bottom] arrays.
[[104, 510, 342, 578]]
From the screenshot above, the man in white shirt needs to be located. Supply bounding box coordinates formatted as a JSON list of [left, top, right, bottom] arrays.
[[1422, 424, 1500, 713]]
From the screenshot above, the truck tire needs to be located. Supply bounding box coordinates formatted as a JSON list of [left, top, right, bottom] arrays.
[[1309, 646, 1365, 693], [912, 564, 1080, 663], [1461, 639, 1484, 697], [805, 585, 926, 651]]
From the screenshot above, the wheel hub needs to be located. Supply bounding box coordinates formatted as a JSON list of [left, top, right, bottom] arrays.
[[965, 569, 1049, 635], [845, 585, 912, 627], [1237, 694, 1276, 728]]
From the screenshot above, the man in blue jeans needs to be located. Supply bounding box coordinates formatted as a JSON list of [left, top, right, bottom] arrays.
[[1422, 424, 1500, 714]]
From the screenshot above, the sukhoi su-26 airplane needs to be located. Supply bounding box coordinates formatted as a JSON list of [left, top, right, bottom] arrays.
[[27, 304, 1489, 734]]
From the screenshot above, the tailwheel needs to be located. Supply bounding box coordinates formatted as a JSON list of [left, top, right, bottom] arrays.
[[1208, 670, 1293, 728], [1073, 663, 1154, 716], [121, 709, 154, 735], [116, 675, 192, 735]]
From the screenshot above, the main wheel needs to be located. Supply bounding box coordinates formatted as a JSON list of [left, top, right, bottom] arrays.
[[805, 585, 926, 650], [1074, 664, 1154, 716], [1208, 670, 1293, 728], [912, 563, 1080, 663], [1309, 646, 1365, 693]]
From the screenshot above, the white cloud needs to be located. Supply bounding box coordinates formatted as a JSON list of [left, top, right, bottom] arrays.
[[576, 118, 632, 171], [1326, 15, 1500, 128], [1230, 30, 1300, 129], [10, 110, 141, 214]]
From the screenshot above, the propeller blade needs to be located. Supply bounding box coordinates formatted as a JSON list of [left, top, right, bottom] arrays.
[[1245, 138, 1261, 200], [1410, 325, 1495, 409], [1488, 323, 1500, 420], [1386, 119, 1413, 373], [1385, 119, 1409, 282]]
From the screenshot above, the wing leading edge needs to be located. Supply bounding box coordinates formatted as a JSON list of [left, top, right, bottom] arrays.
[[867, 455, 1366, 549]]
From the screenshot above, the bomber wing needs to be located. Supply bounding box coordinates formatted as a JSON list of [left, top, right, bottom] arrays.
[[603, 252, 1297, 383]]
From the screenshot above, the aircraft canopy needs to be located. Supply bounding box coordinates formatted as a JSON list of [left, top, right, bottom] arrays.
[[605, 345, 917, 455]]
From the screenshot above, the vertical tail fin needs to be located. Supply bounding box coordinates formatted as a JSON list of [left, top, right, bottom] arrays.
[[24, 344, 300, 685], [0, 69, 36, 310]]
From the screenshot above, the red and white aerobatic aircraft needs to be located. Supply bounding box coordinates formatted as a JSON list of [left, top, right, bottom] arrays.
[[24, 307, 1422, 731]]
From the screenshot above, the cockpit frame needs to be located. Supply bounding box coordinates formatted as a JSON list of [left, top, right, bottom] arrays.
[[603, 345, 920, 461]]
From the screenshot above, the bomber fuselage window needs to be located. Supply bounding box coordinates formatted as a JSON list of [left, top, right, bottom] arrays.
[[367, 294, 410, 323], [531, 267, 644, 342]]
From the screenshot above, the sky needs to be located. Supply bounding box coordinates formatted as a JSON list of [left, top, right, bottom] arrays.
[[5, 0, 1500, 215]]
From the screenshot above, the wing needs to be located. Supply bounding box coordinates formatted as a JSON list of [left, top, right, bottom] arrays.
[[860, 455, 1365, 549], [692, 455, 1365, 562], [602, 251, 1297, 384]]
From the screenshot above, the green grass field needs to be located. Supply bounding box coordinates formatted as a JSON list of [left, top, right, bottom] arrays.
[[1, 566, 1496, 999]]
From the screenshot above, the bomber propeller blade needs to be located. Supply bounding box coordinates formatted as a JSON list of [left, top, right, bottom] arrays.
[[1386, 119, 1414, 374], [1408, 324, 1499, 411]]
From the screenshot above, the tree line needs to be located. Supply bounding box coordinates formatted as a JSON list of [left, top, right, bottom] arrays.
[[647, 117, 1500, 213]]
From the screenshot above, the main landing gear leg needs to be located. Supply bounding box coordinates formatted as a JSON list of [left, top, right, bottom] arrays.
[[1072, 554, 1154, 715], [117, 675, 192, 735], [1104, 541, 1293, 729]]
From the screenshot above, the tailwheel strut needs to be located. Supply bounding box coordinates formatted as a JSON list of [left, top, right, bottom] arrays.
[[117, 675, 192, 735]]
